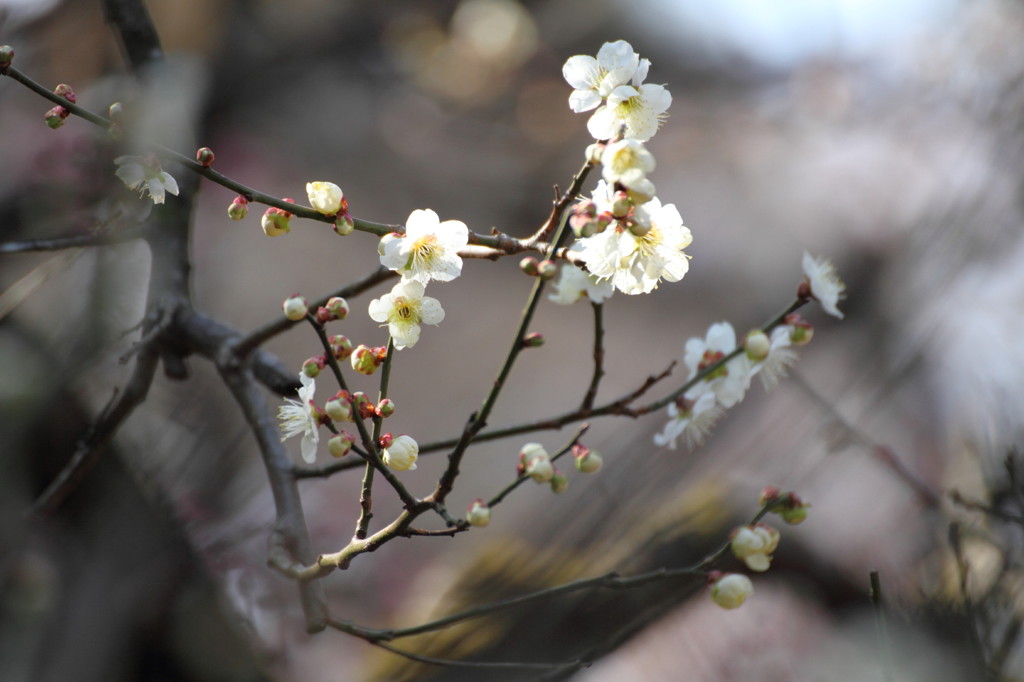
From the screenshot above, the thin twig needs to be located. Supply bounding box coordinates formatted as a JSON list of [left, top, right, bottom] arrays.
[[581, 301, 605, 411]]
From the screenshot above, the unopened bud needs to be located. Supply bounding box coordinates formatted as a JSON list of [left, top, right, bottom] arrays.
[[333, 213, 355, 236], [282, 294, 308, 321], [0, 45, 14, 70], [573, 444, 603, 473], [328, 432, 354, 458], [585, 142, 605, 165], [350, 345, 379, 375], [351, 392, 375, 419], [537, 260, 558, 280], [549, 470, 569, 494], [709, 572, 753, 610], [306, 181, 344, 216], [53, 83, 76, 103], [519, 257, 539, 276], [378, 432, 394, 449], [382, 434, 418, 471], [261, 207, 292, 237], [326, 296, 349, 320], [107, 101, 123, 122], [611, 191, 631, 218], [45, 105, 68, 129], [519, 443, 553, 483], [196, 147, 215, 167], [302, 356, 325, 378], [744, 329, 770, 361], [758, 485, 782, 507], [375, 398, 396, 418], [228, 196, 248, 220], [785, 314, 814, 345], [328, 334, 353, 360], [780, 505, 809, 525], [522, 332, 544, 348], [325, 393, 353, 422], [466, 499, 491, 527]]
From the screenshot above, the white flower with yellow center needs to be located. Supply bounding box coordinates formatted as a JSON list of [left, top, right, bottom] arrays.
[[368, 280, 445, 350], [653, 390, 723, 450], [114, 155, 179, 205], [562, 40, 640, 115], [548, 263, 614, 305], [684, 322, 754, 408], [801, 251, 846, 319], [278, 374, 320, 464], [380, 209, 469, 285], [587, 58, 671, 142]]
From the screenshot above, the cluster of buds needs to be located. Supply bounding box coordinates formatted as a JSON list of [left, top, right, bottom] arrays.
[[517, 443, 568, 493], [759, 486, 810, 525], [466, 499, 491, 527], [350, 344, 387, 376], [729, 523, 780, 572], [314, 296, 350, 324], [381, 434, 418, 471], [261, 199, 295, 237], [568, 199, 611, 238], [44, 83, 75, 129]]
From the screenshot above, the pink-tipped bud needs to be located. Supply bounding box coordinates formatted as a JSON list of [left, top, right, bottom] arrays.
[[282, 294, 308, 321], [228, 196, 248, 220], [302, 356, 325, 379], [519, 443, 553, 483], [549, 470, 569, 494], [328, 432, 354, 458], [744, 329, 771, 361], [784, 314, 814, 346], [378, 432, 394, 449], [375, 398, 396, 418], [351, 392, 375, 419], [314, 307, 333, 325], [333, 213, 355, 236], [758, 485, 782, 507], [519, 257, 539, 276], [466, 499, 491, 527], [537, 260, 558, 280], [522, 332, 544, 348], [373, 345, 389, 362], [0, 45, 14, 70], [261, 207, 291, 237], [326, 297, 350, 320], [328, 334, 353, 360], [45, 105, 68, 129], [53, 83, 76, 103], [325, 393, 353, 422], [350, 345, 380, 375], [196, 147, 215, 167], [573, 444, 603, 473]]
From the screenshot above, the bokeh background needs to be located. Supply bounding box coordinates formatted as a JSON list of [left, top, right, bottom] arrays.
[[3, 0, 1024, 680]]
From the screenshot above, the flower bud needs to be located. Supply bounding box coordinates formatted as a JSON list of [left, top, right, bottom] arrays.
[[108, 101, 123, 121], [326, 296, 349, 320], [261, 207, 291, 237], [585, 142, 605, 165], [784, 314, 813, 346], [537, 260, 558, 280], [573, 444, 603, 473], [710, 573, 753, 610], [53, 83, 76, 103], [228, 196, 248, 220], [351, 392, 375, 419], [730, 524, 779, 572], [383, 434, 418, 471], [0, 45, 14, 70], [333, 213, 355, 236], [466, 499, 491, 527], [549, 470, 569, 494], [325, 393, 353, 422], [282, 294, 308, 321], [350, 344, 380, 375], [744, 329, 770, 361], [519, 257, 539, 276], [375, 398, 396, 418], [522, 332, 544, 348], [302, 356, 325, 378], [378, 432, 394, 449], [306, 181, 344, 215], [195, 147, 215, 167], [780, 505, 809, 525], [519, 443, 553, 483], [315, 307, 333, 324], [758, 485, 782, 507], [45, 105, 68, 129], [611, 191, 631, 218], [328, 432, 354, 458], [328, 334, 353, 360]]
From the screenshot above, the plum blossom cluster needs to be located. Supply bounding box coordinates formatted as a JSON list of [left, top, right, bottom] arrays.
[[654, 254, 845, 450]]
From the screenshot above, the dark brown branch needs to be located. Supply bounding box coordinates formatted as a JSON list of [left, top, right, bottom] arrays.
[[0, 227, 146, 254]]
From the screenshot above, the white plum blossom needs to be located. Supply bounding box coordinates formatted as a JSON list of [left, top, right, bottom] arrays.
[[114, 155, 179, 205], [306, 181, 344, 215], [601, 138, 656, 198], [383, 435, 419, 471], [380, 209, 469, 285], [802, 251, 846, 319], [368, 280, 445, 350], [548, 263, 614, 305], [730, 524, 781, 573], [683, 322, 754, 408], [653, 390, 723, 450], [562, 40, 640, 115], [586, 58, 671, 142], [710, 573, 754, 610], [278, 374, 320, 464], [574, 189, 692, 295]]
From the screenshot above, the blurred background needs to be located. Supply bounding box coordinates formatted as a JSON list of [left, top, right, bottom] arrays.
[[3, 0, 1024, 680]]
